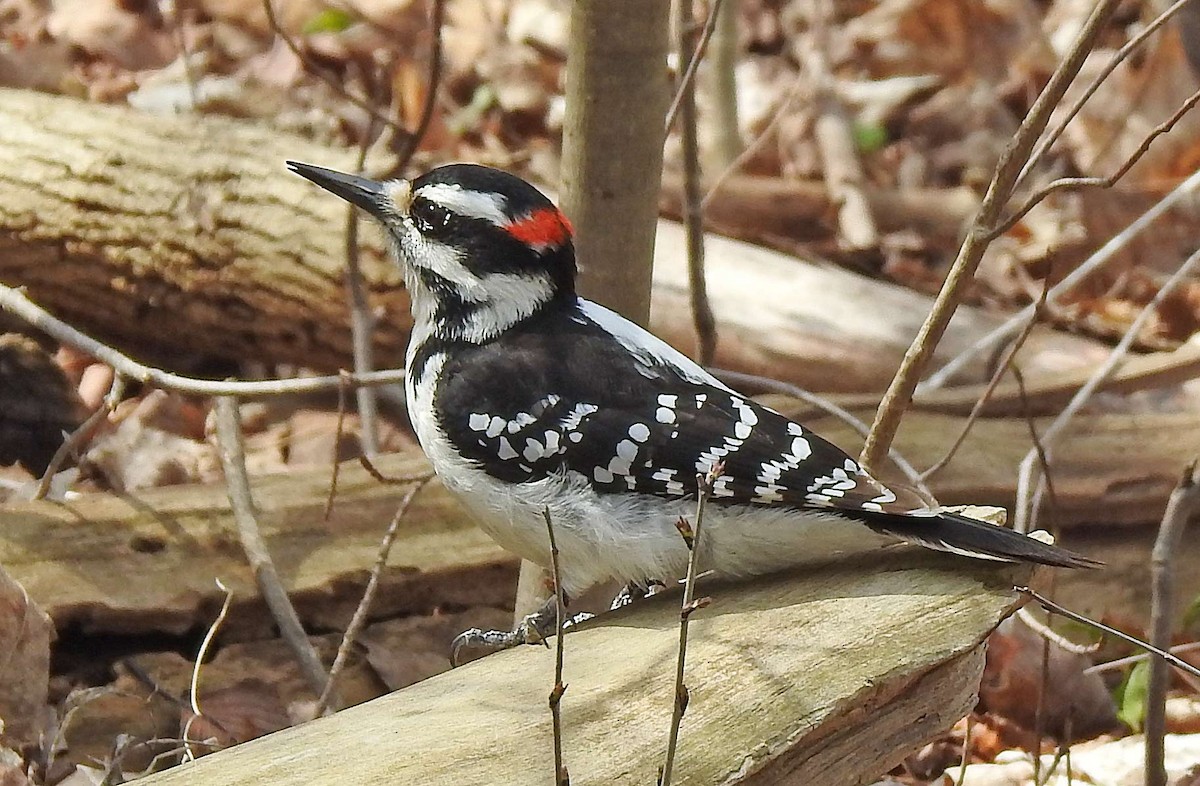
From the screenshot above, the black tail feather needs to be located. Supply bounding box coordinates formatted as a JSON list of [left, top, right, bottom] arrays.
[[851, 510, 1102, 569]]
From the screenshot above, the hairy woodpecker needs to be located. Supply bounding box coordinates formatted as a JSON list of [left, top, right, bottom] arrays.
[[288, 161, 1096, 629]]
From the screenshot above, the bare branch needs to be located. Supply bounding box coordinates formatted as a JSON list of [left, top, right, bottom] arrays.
[[544, 507, 570, 786], [925, 165, 1200, 391], [314, 477, 432, 717], [1014, 0, 1198, 189], [860, 0, 1122, 470], [1014, 245, 1200, 532], [993, 84, 1200, 239], [921, 285, 1047, 482], [660, 462, 720, 786], [0, 284, 407, 397], [33, 373, 127, 500], [262, 0, 411, 142], [674, 0, 718, 365], [1018, 586, 1200, 681], [1147, 459, 1200, 786], [213, 397, 332, 702], [345, 117, 383, 458], [183, 579, 233, 762], [387, 0, 446, 177], [664, 0, 725, 133]]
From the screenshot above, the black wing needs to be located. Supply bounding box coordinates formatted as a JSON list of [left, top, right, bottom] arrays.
[[434, 301, 920, 516], [433, 300, 1099, 570]]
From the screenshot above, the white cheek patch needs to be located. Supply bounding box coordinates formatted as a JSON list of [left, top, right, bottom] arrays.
[[416, 182, 510, 226]]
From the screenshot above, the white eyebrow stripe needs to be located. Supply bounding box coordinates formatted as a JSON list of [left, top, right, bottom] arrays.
[[416, 182, 510, 225]]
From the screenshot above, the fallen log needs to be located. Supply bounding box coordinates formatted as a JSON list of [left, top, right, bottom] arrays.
[[0, 406, 1192, 635], [0, 451, 511, 637], [134, 555, 1030, 786], [0, 87, 1099, 392]]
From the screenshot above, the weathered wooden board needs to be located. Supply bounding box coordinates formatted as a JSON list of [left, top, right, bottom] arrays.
[[136, 555, 1029, 786]]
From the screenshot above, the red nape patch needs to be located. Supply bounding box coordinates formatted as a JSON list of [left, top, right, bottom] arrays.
[[504, 208, 573, 248]]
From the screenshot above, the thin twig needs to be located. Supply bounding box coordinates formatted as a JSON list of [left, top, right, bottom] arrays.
[[0, 283, 407, 396], [33, 374, 127, 499], [994, 84, 1200, 239], [702, 71, 806, 211], [660, 462, 720, 786], [921, 285, 1047, 482], [924, 167, 1200, 390], [1016, 606, 1101, 655], [1014, 0, 1198, 190], [954, 714, 973, 786], [859, 0, 1122, 470], [314, 477, 432, 717], [1017, 586, 1200, 681], [183, 579, 233, 762], [346, 113, 383, 458], [664, 0, 724, 133], [357, 455, 434, 485], [1147, 459, 1200, 786], [801, 0, 878, 251], [324, 373, 352, 521], [1014, 245, 1200, 532], [262, 0, 411, 142], [213, 397, 332, 703], [1087, 641, 1200, 674], [675, 0, 718, 365], [160, 0, 198, 108], [1012, 366, 1059, 534], [386, 0, 446, 177], [714, 369, 935, 504], [543, 507, 569, 786]]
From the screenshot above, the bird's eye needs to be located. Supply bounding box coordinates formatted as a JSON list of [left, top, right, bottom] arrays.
[[410, 198, 452, 234]]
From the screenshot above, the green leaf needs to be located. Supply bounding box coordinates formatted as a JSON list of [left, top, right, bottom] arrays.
[[1115, 659, 1151, 731], [303, 8, 353, 34], [852, 121, 889, 154]]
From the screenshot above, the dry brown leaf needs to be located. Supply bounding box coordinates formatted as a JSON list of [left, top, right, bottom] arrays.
[[45, 0, 172, 71], [182, 679, 289, 750], [82, 391, 218, 491], [0, 566, 51, 749], [980, 616, 1120, 742]]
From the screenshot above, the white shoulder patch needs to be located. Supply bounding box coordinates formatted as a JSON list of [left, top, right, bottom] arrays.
[[577, 300, 731, 390]]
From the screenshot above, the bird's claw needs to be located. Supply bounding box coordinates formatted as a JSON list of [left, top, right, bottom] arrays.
[[450, 603, 559, 666], [609, 579, 667, 610]]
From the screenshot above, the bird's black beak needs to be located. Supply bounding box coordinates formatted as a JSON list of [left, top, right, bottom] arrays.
[[287, 161, 388, 216]]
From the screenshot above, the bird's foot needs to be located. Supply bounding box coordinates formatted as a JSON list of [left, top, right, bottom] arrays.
[[451, 593, 569, 666], [609, 579, 667, 610]]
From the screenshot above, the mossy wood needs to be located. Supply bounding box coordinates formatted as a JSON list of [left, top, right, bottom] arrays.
[[137, 556, 1029, 786]]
